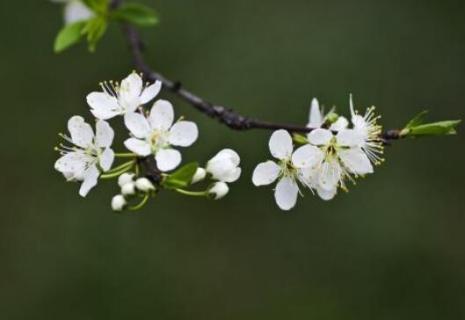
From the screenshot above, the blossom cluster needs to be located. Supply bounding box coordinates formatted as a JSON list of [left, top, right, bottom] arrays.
[[252, 97, 384, 210], [55, 72, 242, 211]]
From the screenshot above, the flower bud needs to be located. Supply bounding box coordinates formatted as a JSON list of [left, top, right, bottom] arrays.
[[192, 168, 207, 184], [209, 182, 229, 200], [121, 182, 136, 196], [135, 177, 155, 192], [118, 173, 135, 187], [111, 195, 126, 211], [206, 149, 241, 183]]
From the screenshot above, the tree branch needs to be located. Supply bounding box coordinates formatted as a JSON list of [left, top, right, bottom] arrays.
[[111, 0, 401, 142]]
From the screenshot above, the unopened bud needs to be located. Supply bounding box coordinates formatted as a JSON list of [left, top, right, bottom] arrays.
[[121, 182, 136, 196], [118, 173, 135, 187], [209, 182, 229, 200], [111, 195, 126, 211], [135, 177, 155, 192], [192, 168, 207, 184]]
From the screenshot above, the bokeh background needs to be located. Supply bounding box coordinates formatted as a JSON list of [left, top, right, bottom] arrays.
[[1, 0, 464, 319]]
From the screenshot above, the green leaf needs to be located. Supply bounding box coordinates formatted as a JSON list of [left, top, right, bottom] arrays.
[[405, 120, 461, 136], [163, 162, 199, 189], [112, 3, 159, 27], [82, 0, 108, 14], [82, 17, 108, 52], [54, 21, 86, 53], [404, 110, 429, 129], [293, 133, 308, 145]]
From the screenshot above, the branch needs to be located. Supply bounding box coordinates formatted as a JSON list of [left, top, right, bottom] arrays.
[[111, 0, 401, 142]]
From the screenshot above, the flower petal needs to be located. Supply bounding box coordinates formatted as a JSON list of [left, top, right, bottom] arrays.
[[291, 144, 324, 168], [140, 80, 162, 104], [79, 165, 99, 197], [68, 116, 94, 148], [119, 73, 143, 110], [308, 128, 333, 146], [87, 92, 120, 120], [64, 0, 93, 24], [308, 98, 323, 128], [168, 121, 199, 147], [149, 100, 174, 130], [269, 130, 293, 160], [155, 148, 182, 172], [54, 151, 89, 180], [336, 129, 364, 147], [329, 116, 349, 131], [252, 161, 280, 186], [222, 167, 242, 183], [95, 120, 114, 148], [274, 177, 299, 211], [124, 138, 151, 156], [319, 159, 342, 191], [317, 186, 337, 201], [338, 148, 373, 175], [124, 112, 151, 139], [99, 148, 115, 172]]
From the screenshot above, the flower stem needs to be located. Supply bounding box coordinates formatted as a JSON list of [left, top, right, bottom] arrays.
[[101, 162, 134, 179], [175, 189, 208, 197], [129, 194, 150, 211], [105, 160, 135, 174], [115, 152, 137, 158]]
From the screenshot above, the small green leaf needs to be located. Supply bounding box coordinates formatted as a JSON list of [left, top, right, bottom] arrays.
[[112, 3, 159, 27], [82, 17, 108, 52], [164, 162, 199, 189], [405, 120, 461, 136], [54, 21, 86, 53], [405, 110, 429, 129], [293, 133, 308, 145], [82, 0, 108, 14]]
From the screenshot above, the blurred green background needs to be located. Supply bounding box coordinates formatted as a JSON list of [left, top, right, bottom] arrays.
[[1, 0, 464, 319]]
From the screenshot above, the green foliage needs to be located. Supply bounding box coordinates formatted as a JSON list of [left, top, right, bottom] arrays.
[[293, 133, 308, 145], [401, 111, 461, 137], [82, 17, 108, 52], [111, 3, 159, 27], [82, 0, 108, 14], [54, 21, 86, 53], [163, 162, 199, 189]]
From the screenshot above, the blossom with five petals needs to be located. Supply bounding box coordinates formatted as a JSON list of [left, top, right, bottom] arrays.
[[124, 100, 198, 172], [87, 72, 162, 120], [252, 130, 323, 210], [55, 116, 115, 197]]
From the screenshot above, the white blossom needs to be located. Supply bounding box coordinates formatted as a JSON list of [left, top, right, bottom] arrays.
[[55, 116, 115, 197], [135, 178, 155, 192], [121, 182, 136, 196], [206, 149, 241, 183], [124, 100, 198, 172], [118, 173, 135, 187], [192, 168, 207, 184], [52, 0, 94, 25], [252, 130, 322, 211], [304, 128, 374, 200], [209, 182, 229, 200], [111, 195, 126, 211], [87, 72, 162, 120]]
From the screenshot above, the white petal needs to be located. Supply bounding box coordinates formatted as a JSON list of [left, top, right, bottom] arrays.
[[269, 130, 293, 160], [64, 0, 93, 24], [317, 186, 337, 201], [338, 148, 373, 175], [119, 73, 143, 109], [213, 149, 241, 166], [308, 128, 333, 146], [156, 149, 182, 172], [336, 129, 364, 147], [206, 149, 241, 183], [87, 92, 120, 120], [124, 138, 151, 156], [68, 116, 94, 148], [352, 114, 367, 130], [79, 165, 99, 197], [99, 148, 115, 172], [308, 98, 323, 128], [95, 120, 114, 148], [168, 121, 199, 147], [252, 161, 281, 186], [149, 100, 174, 130], [140, 80, 162, 104], [54, 151, 89, 179], [329, 116, 349, 131], [291, 144, 324, 168], [274, 177, 299, 211], [124, 112, 151, 139], [319, 159, 342, 191]]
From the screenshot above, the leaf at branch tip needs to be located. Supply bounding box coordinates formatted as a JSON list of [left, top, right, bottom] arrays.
[[403, 120, 461, 137], [111, 3, 159, 27], [163, 162, 199, 189], [82, 0, 108, 14], [405, 110, 429, 129], [54, 21, 86, 53], [82, 17, 108, 52]]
